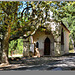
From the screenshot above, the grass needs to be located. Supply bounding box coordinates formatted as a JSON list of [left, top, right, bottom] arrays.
[[69, 49, 75, 53]]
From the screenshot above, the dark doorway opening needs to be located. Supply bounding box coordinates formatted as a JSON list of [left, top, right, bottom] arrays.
[[44, 37, 50, 55], [61, 28, 64, 45]]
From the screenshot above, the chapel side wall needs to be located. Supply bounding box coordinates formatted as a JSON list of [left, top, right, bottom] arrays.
[[33, 30, 54, 56], [64, 30, 69, 54], [60, 25, 69, 54], [47, 22, 69, 56]]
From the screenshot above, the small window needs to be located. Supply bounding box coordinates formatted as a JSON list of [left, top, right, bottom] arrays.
[[36, 42, 39, 48]]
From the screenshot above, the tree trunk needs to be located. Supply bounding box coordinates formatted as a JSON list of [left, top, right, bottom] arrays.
[[11, 50, 13, 56], [1, 25, 11, 64], [1, 38, 9, 64]]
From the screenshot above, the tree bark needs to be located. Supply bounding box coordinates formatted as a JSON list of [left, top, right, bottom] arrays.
[[1, 25, 11, 64], [11, 50, 13, 56], [1, 39, 9, 64]]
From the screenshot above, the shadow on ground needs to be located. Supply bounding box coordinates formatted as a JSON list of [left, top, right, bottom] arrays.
[[0, 53, 75, 71], [62, 53, 75, 56]]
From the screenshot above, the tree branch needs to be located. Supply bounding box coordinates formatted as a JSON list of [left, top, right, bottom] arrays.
[[21, 7, 32, 18]]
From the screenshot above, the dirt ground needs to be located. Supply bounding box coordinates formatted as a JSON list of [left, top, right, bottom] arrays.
[[0, 53, 75, 71]]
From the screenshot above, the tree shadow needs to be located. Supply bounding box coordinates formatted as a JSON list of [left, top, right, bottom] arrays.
[[63, 53, 75, 56], [1, 54, 75, 71]]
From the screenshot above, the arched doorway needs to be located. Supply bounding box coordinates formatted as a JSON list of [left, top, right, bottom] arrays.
[[44, 37, 50, 55]]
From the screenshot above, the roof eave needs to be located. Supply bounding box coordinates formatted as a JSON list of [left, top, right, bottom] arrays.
[[61, 22, 70, 33]]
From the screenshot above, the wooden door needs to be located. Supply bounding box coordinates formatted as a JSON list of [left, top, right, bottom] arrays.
[[44, 37, 50, 55]]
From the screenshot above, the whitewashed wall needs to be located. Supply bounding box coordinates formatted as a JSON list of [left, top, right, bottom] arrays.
[[32, 30, 54, 56], [64, 30, 69, 54], [60, 25, 69, 55], [29, 21, 69, 56]]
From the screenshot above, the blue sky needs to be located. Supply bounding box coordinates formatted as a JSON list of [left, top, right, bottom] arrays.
[[18, 1, 64, 12]]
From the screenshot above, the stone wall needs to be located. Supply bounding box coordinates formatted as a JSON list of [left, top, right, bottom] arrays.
[[33, 30, 54, 56], [23, 22, 69, 57], [51, 22, 62, 56], [64, 28, 69, 54], [23, 38, 30, 57]]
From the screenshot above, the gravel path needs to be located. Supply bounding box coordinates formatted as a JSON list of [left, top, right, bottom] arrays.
[[0, 53, 75, 71]]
